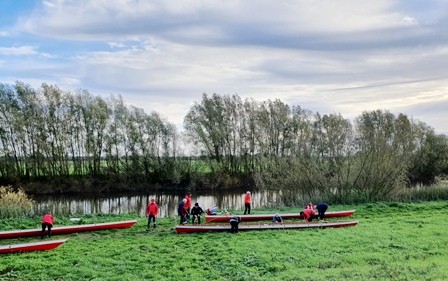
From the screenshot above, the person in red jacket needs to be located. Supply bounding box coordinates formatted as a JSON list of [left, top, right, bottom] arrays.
[[41, 213, 54, 239], [305, 202, 315, 210], [244, 191, 251, 215], [146, 198, 159, 230], [185, 192, 192, 222], [300, 208, 315, 222]]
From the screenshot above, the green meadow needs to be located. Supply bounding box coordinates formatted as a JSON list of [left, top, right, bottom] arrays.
[[1, 201, 448, 281]]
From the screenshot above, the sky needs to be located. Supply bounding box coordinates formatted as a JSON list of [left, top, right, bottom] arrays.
[[1, 0, 447, 135]]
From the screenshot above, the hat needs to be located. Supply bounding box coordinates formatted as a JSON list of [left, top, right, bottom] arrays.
[[195, 203, 199, 206], [151, 198, 155, 202], [246, 191, 251, 194], [182, 198, 187, 202]]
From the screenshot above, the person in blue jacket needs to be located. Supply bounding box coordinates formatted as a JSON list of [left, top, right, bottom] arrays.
[[272, 213, 283, 223], [316, 202, 329, 221], [229, 215, 242, 233]]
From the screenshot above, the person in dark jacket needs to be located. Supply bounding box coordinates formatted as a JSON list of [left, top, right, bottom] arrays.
[[191, 202, 204, 225], [272, 213, 283, 223], [178, 198, 188, 225], [316, 202, 329, 221], [41, 213, 54, 239], [229, 215, 242, 233]]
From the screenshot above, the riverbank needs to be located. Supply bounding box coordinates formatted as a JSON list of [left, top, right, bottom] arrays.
[[1, 201, 448, 280]]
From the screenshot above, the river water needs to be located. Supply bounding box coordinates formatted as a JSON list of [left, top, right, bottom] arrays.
[[33, 189, 283, 218]]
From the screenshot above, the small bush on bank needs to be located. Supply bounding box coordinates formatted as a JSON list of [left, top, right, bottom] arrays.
[[0, 185, 34, 218]]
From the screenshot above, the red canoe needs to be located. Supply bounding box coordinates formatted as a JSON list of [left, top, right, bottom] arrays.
[[205, 210, 355, 223], [0, 220, 137, 240], [0, 239, 68, 254], [176, 221, 359, 233]]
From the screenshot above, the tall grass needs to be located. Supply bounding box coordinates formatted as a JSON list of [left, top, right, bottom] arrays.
[[0, 185, 34, 218]]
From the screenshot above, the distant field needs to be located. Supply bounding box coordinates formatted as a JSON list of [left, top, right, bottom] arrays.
[[1, 201, 447, 280]]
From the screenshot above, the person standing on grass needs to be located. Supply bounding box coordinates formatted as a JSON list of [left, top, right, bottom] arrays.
[[244, 191, 251, 215], [316, 202, 329, 221], [146, 198, 159, 230], [305, 201, 315, 210], [185, 192, 192, 222], [191, 202, 204, 225], [300, 208, 315, 222], [178, 198, 188, 225], [41, 213, 54, 239], [229, 215, 242, 233]]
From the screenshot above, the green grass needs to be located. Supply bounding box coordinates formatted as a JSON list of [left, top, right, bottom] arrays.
[[1, 202, 448, 280]]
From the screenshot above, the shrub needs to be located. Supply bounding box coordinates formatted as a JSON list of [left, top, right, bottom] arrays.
[[0, 185, 34, 218]]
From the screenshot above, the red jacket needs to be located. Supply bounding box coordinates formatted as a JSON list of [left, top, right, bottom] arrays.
[[244, 194, 251, 204], [302, 209, 315, 220], [146, 203, 159, 216], [305, 203, 315, 210], [185, 194, 192, 208], [42, 214, 54, 225]]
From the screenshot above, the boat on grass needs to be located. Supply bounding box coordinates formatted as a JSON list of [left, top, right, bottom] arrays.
[[205, 210, 356, 223], [175, 220, 359, 233], [0, 220, 137, 240], [0, 239, 68, 254]]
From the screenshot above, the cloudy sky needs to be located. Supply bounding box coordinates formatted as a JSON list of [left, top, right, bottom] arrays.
[[1, 0, 447, 134]]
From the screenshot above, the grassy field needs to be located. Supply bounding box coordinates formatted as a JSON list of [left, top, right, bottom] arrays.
[[1, 201, 447, 281]]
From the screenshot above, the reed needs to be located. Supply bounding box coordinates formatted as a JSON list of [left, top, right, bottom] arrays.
[[0, 185, 34, 219]]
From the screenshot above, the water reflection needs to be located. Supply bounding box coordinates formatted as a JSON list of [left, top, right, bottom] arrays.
[[33, 190, 282, 217]]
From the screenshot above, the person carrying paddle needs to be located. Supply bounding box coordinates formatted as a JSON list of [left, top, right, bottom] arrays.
[[244, 191, 251, 215], [316, 202, 329, 221], [229, 215, 242, 233], [178, 198, 188, 225], [41, 213, 54, 239], [191, 202, 204, 225], [300, 208, 315, 222], [146, 198, 159, 230]]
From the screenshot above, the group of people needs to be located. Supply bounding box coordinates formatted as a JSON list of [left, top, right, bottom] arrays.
[[144, 190, 329, 233], [176, 192, 205, 225], [300, 202, 329, 222]]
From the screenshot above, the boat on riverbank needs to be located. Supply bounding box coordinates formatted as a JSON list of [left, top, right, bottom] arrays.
[[175, 220, 359, 233], [0, 220, 137, 240], [0, 239, 68, 254], [205, 210, 355, 223]]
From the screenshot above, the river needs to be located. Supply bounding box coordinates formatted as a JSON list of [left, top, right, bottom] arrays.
[[33, 189, 283, 217]]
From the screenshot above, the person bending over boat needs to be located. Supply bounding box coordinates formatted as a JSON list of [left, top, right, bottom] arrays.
[[272, 213, 283, 224], [178, 198, 189, 225], [229, 215, 242, 233], [41, 213, 54, 239], [191, 202, 204, 225], [146, 198, 159, 230], [316, 202, 329, 221], [300, 208, 315, 222], [244, 191, 251, 215]]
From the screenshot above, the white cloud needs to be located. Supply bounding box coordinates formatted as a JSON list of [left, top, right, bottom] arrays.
[[0, 46, 38, 56], [1, 0, 447, 135]]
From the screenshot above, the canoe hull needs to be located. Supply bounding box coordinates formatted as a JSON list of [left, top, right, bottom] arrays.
[[176, 221, 359, 233], [0, 220, 137, 240], [205, 210, 355, 223], [0, 239, 68, 254]]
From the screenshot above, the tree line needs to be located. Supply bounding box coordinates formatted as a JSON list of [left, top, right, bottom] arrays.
[[1, 82, 447, 202]]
